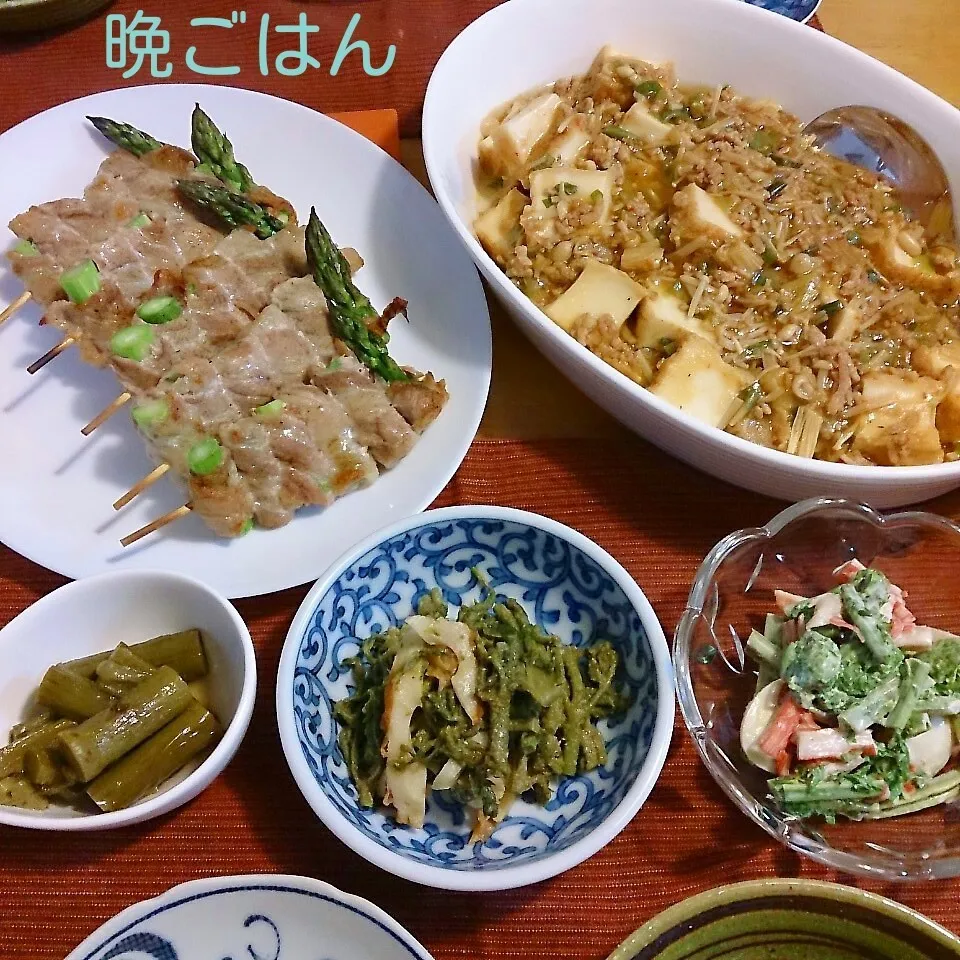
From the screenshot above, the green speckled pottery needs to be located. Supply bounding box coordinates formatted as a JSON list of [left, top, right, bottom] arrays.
[[608, 880, 960, 960]]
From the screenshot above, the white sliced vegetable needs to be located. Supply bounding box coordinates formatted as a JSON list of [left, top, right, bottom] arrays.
[[620, 101, 672, 144], [893, 625, 960, 652], [495, 92, 563, 166], [474, 188, 527, 262], [827, 302, 861, 342], [546, 261, 643, 332], [432, 758, 462, 792], [648, 335, 749, 428], [807, 592, 844, 629], [382, 643, 428, 828], [403, 615, 483, 724], [795, 728, 874, 762], [741, 679, 785, 774], [907, 716, 953, 778], [529, 166, 614, 223]]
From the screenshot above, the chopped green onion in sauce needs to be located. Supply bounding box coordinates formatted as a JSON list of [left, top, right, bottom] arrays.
[[635, 80, 662, 98], [12, 239, 38, 257], [255, 399, 286, 417], [602, 125, 636, 141], [127, 212, 151, 228], [820, 300, 844, 317], [131, 399, 169, 431]]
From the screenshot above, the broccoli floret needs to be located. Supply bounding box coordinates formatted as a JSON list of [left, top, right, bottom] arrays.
[[918, 638, 960, 698], [781, 631, 841, 707], [839, 570, 903, 667]]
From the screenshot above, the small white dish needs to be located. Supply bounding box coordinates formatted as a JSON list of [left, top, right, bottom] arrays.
[[0, 83, 491, 599], [0, 569, 256, 830], [276, 505, 674, 890], [423, 0, 960, 508], [64, 874, 434, 960]]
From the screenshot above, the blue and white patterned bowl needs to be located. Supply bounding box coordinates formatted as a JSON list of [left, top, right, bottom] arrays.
[[276, 506, 674, 891], [65, 874, 433, 960], [741, 0, 821, 23]]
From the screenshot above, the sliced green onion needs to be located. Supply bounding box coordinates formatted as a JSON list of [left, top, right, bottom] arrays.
[[12, 239, 38, 257], [602, 125, 636, 141], [60, 260, 100, 304], [561, 182, 578, 195], [659, 106, 690, 124], [127, 212, 151, 228], [186, 282, 197, 296], [543, 195, 556, 208], [589, 189, 604, 203], [239, 518, 254, 535], [276, 210, 290, 225], [749, 129, 780, 156], [131, 399, 169, 431], [867, 269, 882, 284], [187, 437, 224, 476], [658, 337, 677, 357], [635, 80, 662, 98], [315, 477, 332, 494], [110, 324, 154, 361], [767, 178, 787, 200], [255, 399, 285, 417], [846, 230, 862, 246], [741, 339, 773, 360], [762, 243, 779, 266], [820, 299, 844, 317], [136, 295, 182, 325], [529, 154, 556, 171], [751, 270, 766, 288]]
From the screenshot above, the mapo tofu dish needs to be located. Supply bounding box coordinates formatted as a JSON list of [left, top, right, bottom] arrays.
[[475, 47, 960, 466]]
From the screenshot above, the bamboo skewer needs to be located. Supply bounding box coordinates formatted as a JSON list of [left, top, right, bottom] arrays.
[[0, 290, 32, 325], [82, 392, 132, 435], [27, 336, 74, 374], [120, 503, 192, 548], [113, 463, 171, 511]]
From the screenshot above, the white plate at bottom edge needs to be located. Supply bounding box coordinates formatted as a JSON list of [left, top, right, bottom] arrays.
[[0, 84, 491, 599], [65, 874, 435, 960]]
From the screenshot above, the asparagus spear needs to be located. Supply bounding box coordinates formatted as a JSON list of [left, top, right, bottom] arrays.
[[87, 116, 162, 157], [305, 208, 409, 383], [190, 104, 254, 193], [176, 180, 285, 239]]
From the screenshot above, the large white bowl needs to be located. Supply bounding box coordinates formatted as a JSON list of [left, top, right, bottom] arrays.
[[423, 0, 960, 508], [0, 570, 256, 830]]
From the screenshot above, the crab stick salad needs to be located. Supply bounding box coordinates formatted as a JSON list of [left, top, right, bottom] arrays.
[[741, 560, 960, 822]]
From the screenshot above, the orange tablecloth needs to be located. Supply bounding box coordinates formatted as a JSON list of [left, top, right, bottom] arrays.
[[3, 4, 960, 959]]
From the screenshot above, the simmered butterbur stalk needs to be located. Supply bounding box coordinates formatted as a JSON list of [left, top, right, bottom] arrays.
[[64, 629, 209, 683], [87, 699, 221, 812], [0, 719, 75, 778], [0, 776, 49, 811], [94, 643, 156, 696], [58, 665, 193, 781], [36, 665, 114, 720]]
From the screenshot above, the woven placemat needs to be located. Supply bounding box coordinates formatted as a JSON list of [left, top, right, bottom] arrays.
[[1, 439, 958, 959]]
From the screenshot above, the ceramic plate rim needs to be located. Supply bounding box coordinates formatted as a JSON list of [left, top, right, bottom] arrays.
[[63, 873, 435, 960], [275, 503, 675, 891], [0, 83, 491, 599]]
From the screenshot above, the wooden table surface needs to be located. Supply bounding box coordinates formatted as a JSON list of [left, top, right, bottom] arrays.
[[3, 2, 960, 958]]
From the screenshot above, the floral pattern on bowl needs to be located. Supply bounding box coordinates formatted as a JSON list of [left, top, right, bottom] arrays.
[[65, 875, 433, 960], [674, 498, 960, 881], [741, 0, 821, 24], [277, 506, 674, 890]]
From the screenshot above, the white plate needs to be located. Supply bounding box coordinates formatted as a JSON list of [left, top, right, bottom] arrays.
[[0, 85, 491, 598], [65, 874, 434, 960]]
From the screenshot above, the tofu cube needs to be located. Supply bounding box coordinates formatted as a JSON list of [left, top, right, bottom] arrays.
[[672, 183, 743, 240], [620, 102, 672, 145], [868, 233, 949, 292], [913, 342, 960, 377], [854, 372, 944, 465], [937, 390, 960, 443], [529, 167, 615, 223], [545, 261, 643, 332], [633, 291, 705, 348], [474, 188, 528, 262], [648, 336, 749, 427], [494, 93, 563, 167], [550, 123, 592, 166]]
